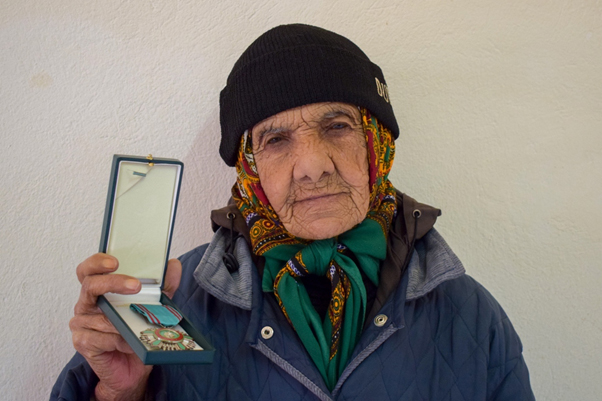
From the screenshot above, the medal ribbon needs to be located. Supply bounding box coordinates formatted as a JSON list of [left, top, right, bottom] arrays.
[[130, 304, 183, 328]]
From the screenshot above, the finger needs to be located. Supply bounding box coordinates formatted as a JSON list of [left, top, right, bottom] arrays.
[[76, 253, 119, 283], [70, 313, 120, 335], [73, 329, 135, 358], [75, 274, 141, 315], [162, 258, 182, 299]]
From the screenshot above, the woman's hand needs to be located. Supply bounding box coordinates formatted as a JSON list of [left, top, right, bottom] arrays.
[[69, 253, 182, 401]]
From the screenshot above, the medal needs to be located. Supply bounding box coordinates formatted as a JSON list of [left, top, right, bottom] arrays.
[[139, 327, 198, 351]]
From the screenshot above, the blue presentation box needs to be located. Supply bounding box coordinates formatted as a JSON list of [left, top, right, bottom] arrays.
[[97, 154, 214, 365]]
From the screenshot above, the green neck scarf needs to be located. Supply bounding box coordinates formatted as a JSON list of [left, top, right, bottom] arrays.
[[232, 108, 397, 390], [262, 219, 386, 389]]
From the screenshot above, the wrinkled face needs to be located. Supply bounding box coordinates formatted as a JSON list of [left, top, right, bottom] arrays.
[[252, 102, 370, 240]]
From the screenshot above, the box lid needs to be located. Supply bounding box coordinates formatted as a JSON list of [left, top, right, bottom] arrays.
[[99, 154, 183, 288]]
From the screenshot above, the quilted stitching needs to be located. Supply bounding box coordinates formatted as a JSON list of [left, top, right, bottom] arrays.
[[166, 240, 532, 401], [333, 274, 532, 401], [51, 235, 534, 401]]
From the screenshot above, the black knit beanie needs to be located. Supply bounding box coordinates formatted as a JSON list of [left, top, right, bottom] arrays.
[[219, 23, 399, 167]]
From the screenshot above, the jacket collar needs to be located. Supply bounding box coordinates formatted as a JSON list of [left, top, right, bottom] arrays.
[[367, 191, 441, 322]]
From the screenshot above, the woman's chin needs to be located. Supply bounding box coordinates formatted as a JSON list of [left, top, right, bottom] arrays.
[[286, 216, 361, 240], [278, 193, 370, 240]]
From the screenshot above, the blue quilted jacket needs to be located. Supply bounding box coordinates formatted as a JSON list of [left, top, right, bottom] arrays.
[[51, 196, 535, 401]]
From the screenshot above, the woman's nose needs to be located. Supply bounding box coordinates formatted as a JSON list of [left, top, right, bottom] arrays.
[[292, 136, 335, 183]]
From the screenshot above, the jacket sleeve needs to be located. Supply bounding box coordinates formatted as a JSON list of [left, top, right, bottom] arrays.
[[50, 246, 210, 401], [50, 353, 98, 401], [50, 353, 168, 401], [486, 316, 536, 401]]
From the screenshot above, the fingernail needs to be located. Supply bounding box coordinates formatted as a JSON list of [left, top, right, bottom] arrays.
[[103, 258, 116, 269], [125, 279, 140, 290]]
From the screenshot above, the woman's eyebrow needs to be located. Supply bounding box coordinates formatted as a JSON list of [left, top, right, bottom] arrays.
[[256, 108, 357, 141], [321, 109, 357, 122], [256, 126, 289, 142]]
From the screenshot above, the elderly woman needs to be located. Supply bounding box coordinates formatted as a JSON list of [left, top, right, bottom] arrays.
[[52, 25, 534, 400]]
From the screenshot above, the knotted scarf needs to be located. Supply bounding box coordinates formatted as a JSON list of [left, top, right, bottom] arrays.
[[232, 108, 396, 390]]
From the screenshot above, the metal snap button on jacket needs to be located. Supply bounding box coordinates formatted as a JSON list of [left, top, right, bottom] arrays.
[[261, 326, 274, 339], [374, 314, 388, 327]]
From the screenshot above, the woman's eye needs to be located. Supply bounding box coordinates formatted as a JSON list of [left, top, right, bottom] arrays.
[[266, 136, 283, 146], [329, 122, 349, 130]]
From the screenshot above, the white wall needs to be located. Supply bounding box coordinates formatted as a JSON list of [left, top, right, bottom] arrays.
[[1, 1, 600, 399]]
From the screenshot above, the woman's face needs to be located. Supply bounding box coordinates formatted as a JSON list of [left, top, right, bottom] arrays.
[[252, 102, 370, 240]]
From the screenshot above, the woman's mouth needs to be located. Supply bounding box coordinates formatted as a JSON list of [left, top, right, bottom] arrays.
[[296, 193, 343, 203]]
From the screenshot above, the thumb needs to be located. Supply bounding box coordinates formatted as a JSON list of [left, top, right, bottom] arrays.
[[162, 258, 182, 299]]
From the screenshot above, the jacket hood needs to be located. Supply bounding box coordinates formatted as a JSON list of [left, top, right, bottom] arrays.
[[195, 191, 464, 313]]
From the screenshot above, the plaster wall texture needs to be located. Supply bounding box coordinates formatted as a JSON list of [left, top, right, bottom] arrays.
[[0, 1, 600, 400]]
